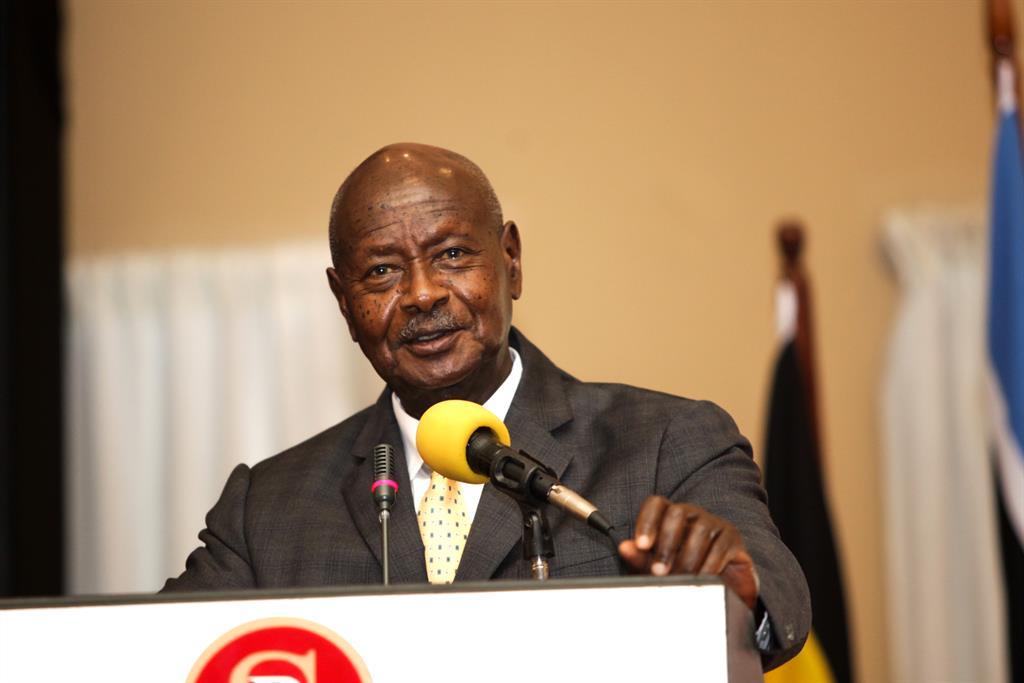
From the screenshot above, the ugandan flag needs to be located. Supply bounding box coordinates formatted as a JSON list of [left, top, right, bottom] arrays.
[[763, 228, 852, 683]]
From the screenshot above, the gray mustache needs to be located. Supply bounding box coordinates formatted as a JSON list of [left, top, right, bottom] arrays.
[[397, 311, 462, 343]]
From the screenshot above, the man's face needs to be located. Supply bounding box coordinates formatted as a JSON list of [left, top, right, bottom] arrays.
[[327, 176, 521, 416]]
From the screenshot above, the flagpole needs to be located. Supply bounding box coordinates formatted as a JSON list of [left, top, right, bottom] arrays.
[[765, 219, 853, 683]]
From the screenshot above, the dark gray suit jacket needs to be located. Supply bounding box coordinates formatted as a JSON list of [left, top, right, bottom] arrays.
[[164, 329, 810, 668]]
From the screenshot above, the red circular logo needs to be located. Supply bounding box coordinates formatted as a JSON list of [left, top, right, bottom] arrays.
[[187, 618, 372, 683]]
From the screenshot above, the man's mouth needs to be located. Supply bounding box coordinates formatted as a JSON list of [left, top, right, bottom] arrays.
[[409, 330, 450, 343], [401, 326, 462, 356]]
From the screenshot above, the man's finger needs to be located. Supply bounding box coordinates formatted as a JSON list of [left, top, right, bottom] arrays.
[[617, 539, 649, 572], [721, 552, 758, 610], [697, 526, 734, 575], [676, 516, 716, 573], [652, 504, 692, 575], [633, 496, 670, 551]]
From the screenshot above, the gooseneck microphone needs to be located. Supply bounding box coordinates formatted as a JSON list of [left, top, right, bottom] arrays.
[[371, 443, 398, 584], [416, 400, 619, 540]]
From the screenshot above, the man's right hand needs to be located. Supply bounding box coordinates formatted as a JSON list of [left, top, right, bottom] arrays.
[[617, 495, 759, 610]]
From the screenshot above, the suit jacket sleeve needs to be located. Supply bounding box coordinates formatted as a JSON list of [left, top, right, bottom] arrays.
[[658, 400, 811, 670], [161, 463, 257, 592]]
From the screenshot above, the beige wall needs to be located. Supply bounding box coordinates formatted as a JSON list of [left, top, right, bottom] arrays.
[[67, 2, 1018, 681]]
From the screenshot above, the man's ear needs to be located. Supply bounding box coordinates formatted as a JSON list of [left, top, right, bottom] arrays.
[[501, 220, 523, 300], [326, 267, 359, 342]]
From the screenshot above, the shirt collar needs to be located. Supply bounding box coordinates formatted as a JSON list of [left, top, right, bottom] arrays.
[[391, 347, 523, 482]]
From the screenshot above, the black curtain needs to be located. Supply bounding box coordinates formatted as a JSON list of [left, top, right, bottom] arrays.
[[0, 0, 64, 597]]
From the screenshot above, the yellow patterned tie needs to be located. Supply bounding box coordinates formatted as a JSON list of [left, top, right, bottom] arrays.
[[418, 470, 469, 584]]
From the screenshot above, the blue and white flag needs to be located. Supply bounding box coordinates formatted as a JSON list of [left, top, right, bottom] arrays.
[[988, 57, 1024, 683], [988, 58, 1024, 550]]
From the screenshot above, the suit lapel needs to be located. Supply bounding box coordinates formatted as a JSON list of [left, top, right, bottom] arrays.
[[339, 391, 427, 584], [455, 329, 575, 581]]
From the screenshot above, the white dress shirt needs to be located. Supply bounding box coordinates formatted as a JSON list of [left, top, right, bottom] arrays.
[[391, 347, 523, 523]]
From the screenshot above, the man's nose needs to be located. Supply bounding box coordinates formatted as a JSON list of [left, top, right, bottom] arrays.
[[400, 262, 449, 312]]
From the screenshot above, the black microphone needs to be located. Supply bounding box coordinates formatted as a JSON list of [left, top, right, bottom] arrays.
[[371, 443, 398, 585], [414, 400, 620, 542], [466, 429, 619, 541], [371, 443, 398, 515]]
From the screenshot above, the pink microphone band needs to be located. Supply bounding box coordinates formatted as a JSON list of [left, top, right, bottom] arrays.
[[371, 479, 399, 493]]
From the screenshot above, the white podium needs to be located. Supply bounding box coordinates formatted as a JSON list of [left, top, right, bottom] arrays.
[[0, 577, 763, 682]]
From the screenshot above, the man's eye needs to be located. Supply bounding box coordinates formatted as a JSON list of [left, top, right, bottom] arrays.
[[442, 248, 465, 259], [367, 264, 394, 278]]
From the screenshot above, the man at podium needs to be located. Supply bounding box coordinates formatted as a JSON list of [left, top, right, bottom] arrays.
[[164, 143, 810, 671]]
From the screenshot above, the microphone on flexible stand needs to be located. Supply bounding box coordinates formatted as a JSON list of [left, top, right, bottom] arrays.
[[416, 400, 622, 541], [464, 428, 620, 541], [371, 443, 398, 585]]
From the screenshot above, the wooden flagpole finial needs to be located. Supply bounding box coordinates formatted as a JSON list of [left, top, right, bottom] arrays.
[[777, 219, 805, 274], [987, 0, 1022, 139], [989, 0, 1016, 59]]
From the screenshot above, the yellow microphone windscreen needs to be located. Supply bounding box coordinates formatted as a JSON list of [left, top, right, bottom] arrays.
[[416, 400, 511, 484]]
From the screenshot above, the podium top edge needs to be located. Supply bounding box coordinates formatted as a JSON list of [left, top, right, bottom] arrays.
[[0, 575, 724, 611]]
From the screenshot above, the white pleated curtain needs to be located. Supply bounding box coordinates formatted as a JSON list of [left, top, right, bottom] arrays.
[[881, 209, 1007, 683], [66, 241, 382, 595]]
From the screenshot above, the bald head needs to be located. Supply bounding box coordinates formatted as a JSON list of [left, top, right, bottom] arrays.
[[328, 143, 503, 268]]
